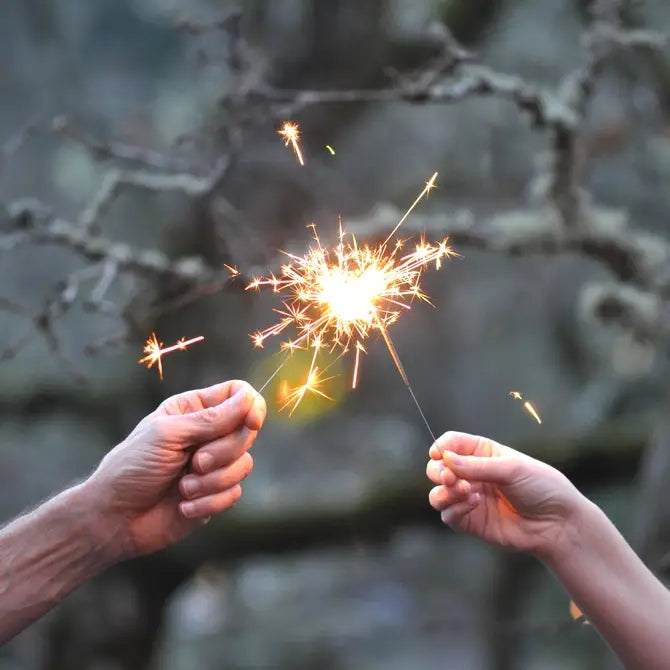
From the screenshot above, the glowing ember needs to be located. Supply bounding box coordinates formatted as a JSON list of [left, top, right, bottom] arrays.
[[248, 173, 455, 414], [325, 144, 336, 155], [224, 263, 240, 278], [139, 333, 204, 380], [278, 121, 305, 166], [569, 600, 590, 625], [509, 390, 542, 424]]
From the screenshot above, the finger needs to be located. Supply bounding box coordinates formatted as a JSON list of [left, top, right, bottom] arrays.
[[431, 432, 494, 459], [428, 480, 472, 511], [180, 452, 253, 499], [191, 426, 258, 474], [179, 484, 242, 519], [440, 492, 481, 528], [163, 380, 251, 414], [443, 451, 517, 484], [426, 459, 457, 486], [244, 391, 267, 431], [164, 386, 254, 445]]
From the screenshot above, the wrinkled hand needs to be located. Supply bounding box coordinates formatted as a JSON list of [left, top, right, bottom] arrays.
[[426, 432, 586, 558], [88, 380, 266, 558]]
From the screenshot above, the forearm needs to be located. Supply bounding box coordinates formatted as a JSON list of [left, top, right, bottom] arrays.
[[0, 480, 125, 643], [545, 499, 670, 670]]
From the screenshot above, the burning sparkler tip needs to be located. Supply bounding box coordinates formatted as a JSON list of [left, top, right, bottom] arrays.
[[249, 172, 455, 413]]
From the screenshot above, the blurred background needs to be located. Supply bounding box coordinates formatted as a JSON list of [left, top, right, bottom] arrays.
[[2, 0, 670, 668]]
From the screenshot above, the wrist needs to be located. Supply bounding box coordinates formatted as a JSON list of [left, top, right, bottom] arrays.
[[75, 477, 136, 565], [534, 493, 597, 567]]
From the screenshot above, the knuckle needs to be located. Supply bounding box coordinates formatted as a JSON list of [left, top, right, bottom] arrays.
[[150, 417, 173, 442], [201, 406, 220, 423]]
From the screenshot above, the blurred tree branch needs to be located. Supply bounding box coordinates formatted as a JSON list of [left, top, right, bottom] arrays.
[[0, 1, 666, 373]]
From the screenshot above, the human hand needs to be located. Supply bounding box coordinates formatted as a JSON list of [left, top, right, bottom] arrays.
[[87, 380, 266, 559], [426, 432, 587, 559]]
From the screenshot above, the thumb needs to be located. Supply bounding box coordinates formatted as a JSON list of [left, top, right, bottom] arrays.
[[443, 451, 516, 485], [169, 387, 254, 444]]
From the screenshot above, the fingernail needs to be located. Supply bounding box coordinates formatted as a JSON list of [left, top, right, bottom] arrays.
[[182, 477, 200, 498], [198, 452, 214, 473], [235, 389, 249, 408], [181, 502, 196, 518], [470, 492, 481, 506]]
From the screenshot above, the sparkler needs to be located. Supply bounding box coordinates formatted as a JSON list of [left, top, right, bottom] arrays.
[[278, 121, 305, 166], [509, 391, 542, 424], [248, 172, 455, 435], [139, 332, 204, 380]]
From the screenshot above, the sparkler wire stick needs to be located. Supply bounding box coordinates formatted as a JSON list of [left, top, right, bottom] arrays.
[[257, 351, 292, 394], [375, 318, 436, 443]]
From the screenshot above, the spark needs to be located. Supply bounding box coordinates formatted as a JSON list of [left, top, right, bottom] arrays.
[[224, 263, 240, 278], [379, 172, 438, 252], [279, 366, 334, 416], [325, 144, 336, 155], [278, 121, 304, 166], [139, 332, 204, 380], [509, 391, 542, 424], [569, 600, 590, 625], [248, 173, 455, 421]]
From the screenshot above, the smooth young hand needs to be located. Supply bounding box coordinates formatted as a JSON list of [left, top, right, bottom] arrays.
[[426, 431, 586, 558], [88, 380, 266, 558]]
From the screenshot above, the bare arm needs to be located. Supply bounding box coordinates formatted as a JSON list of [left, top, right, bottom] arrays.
[[0, 380, 266, 643], [427, 431, 670, 670], [0, 482, 123, 643], [545, 499, 670, 670]]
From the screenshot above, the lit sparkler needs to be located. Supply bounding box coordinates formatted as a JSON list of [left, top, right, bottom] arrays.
[[139, 332, 204, 380], [248, 172, 455, 432], [509, 391, 542, 424], [278, 121, 305, 166]]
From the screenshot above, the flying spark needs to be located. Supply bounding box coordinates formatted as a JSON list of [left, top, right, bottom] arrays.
[[279, 365, 334, 415], [509, 391, 542, 424], [248, 172, 455, 419], [325, 144, 336, 155], [224, 263, 240, 278], [139, 333, 204, 380], [278, 121, 304, 166]]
